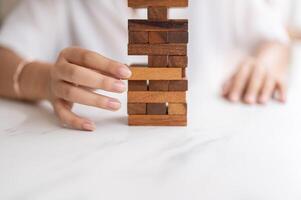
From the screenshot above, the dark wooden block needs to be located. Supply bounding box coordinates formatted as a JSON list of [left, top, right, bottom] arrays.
[[168, 32, 188, 43], [168, 56, 187, 67], [128, 20, 188, 32], [148, 7, 168, 21], [148, 56, 168, 66], [147, 103, 167, 115], [128, 80, 148, 91], [128, 103, 147, 115], [128, 0, 189, 8], [129, 32, 149, 44], [169, 80, 188, 91], [149, 80, 169, 91], [149, 32, 168, 44], [128, 44, 187, 55]]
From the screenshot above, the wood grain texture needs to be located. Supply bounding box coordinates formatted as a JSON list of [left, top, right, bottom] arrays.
[[148, 7, 168, 21], [168, 31, 188, 43], [128, 91, 186, 103], [128, 115, 187, 126], [168, 103, 187, 115], [128, 80, 148, 91], [149, 80, 169, 91], [147, 103, 167, 115], [148, 56, 168, 66], [129, 20, 188, 32], [168, 56, 188, 67], [128, 44, 187, 55], [149, 32, 168, 44], [128, 103, 147, 115], [129, 31, 149, 44], [129, 67, 182, 80], [169, 79, 188, 91], [128, 0, 188, 8]]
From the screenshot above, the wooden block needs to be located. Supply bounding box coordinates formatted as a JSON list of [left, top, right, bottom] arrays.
[[182, 68, 186, 78], [128, 91, 186, 103], [128, 80, 148, 91], [129, 67, 182, 80], [128, 0, 188, 8], [128, 115, 187, 126], [169, 80, 188, 91], [129, 20, 188, 32], [148, 7, 168, 21], [148, 56, 168, 66], [168, 56, 187, 67], [168, 32, 188, 43], [149, 80, 169, 91], [149, 32, 168, 44], [168, 103, 187, 115], [128, 103, 147, 115], [147, 103, 167, 115], [128, 44, 187, 55], [129, 32, 149, 44]]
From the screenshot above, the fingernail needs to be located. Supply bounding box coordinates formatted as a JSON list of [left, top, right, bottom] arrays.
[[82, 122, 95, 131], [259, 96, 267, 104], [118, 66, 132, 78], [107, 99, 121, 110], [113, 81, 126, 92], [229, 94, 239, 102], [246, 95, 255, 104]]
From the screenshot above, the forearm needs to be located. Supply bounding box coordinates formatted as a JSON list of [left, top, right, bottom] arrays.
[[0, 46, 52, 101]]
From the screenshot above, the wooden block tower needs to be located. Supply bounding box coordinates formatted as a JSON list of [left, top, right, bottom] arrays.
[[127, 0, 189, 126]]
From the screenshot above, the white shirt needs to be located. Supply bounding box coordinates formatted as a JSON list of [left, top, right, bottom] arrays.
[[0, 0, 290, 83]]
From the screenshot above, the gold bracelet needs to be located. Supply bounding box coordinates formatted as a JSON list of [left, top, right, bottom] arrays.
[[13, 60, 33, 98]]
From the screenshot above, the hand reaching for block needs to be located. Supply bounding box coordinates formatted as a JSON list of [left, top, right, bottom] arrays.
[[48, 47, 131, 131]]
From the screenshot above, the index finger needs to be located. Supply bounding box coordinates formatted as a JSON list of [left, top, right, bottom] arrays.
[[61, 47, 131, 79]]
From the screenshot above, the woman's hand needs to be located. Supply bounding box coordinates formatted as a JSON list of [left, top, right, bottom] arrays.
[[48, 47, 131, 131], [222, 42, 289, 105]]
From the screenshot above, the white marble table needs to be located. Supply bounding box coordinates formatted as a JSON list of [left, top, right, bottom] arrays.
[[1, 45, 301, 200]]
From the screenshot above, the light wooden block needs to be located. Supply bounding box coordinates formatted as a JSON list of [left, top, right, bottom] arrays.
[[129, 67, 183, 80], [128, 115, 187, 126], [168, 103, 187, 115], [128, 91, 186, 103]]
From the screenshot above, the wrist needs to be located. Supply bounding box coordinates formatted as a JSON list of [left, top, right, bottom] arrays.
[[19, 61, 53, 101]]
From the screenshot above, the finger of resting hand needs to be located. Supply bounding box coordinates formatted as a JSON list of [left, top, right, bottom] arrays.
[[258, 76, 275, 104], [244, 65, 265, 104], [53, 81, 121, 111], [61, 47, 131, 79], [55, 62, 126, 93], [275, 82, 287, 103], [222, 78, 232, 96], [228, 62, 253, 102], [53, 99, 95, 131]]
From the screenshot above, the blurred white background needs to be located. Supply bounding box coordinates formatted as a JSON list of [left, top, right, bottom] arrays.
[[1, 0, 301, 29]]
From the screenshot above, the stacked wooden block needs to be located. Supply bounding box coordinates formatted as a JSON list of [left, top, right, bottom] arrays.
[[127, 0, 189, 126]]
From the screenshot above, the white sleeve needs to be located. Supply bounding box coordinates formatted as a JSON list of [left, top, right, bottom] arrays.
[[0, 0, 70, 62], [234, 0, 290, 49]]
